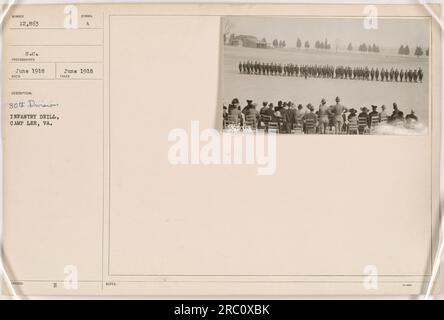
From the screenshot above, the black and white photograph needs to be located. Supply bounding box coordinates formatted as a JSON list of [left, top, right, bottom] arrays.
[[222, 16, 430, 135]]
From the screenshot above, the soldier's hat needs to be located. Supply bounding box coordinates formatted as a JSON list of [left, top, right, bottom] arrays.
[[298, 104, 303, 110], [247, 99, 253, 105], [262, 101, 268, 106], [361, 107, 369, 112], [307, 103, 314, 111], [232, 98, 239, 105], [321, 98, 326, 104], [371, 105, 378, 109], [268, 103, 274, 107], [381, 104, 386, 110], [393, 102, 398, 108], [335, 96, 341, 102]]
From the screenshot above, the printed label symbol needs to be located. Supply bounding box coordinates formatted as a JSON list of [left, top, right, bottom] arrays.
[[363, 5, 378, 30], [64, 5, 78, 29]]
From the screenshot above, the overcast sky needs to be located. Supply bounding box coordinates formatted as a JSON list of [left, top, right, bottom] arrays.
[[225, 16, 430, 50]]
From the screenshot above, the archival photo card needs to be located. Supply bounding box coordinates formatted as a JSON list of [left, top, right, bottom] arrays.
[[1, 3, 440, 297], [222, 16, 430, 135]]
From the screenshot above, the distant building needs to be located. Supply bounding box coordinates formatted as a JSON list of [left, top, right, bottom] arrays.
[[229, 34, 260, 48]]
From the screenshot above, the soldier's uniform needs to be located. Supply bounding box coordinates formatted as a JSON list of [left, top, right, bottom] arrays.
[[418, 68, 424, 82], [265, 105, 275, 119], [331, 98, 347, 134], [223, 106, 228, 121], [303, 107, 317, 134], [390, 104, 401, 122], [318, 101, 329, 134], [379, 106, 388, 124], [228, 105, 243, 126], [283, 106, 295, 133], [245, 105, 260, 129], [347, 111, 358, 134], [260, 102, 269, 115], [358, 109, 369, 134], [278, 104, 288, 132], [368, 107, 380, 129], [294, 106, 305, 128]]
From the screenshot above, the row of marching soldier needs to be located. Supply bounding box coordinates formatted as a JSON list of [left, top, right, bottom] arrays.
[[238, 61, 424, 83]]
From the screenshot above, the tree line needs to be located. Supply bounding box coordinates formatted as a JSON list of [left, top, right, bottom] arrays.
[[266, 37, 429, 57], [348, 43, 381, 53], [271, 39, 287, 48], [398, 45, 429, 57]]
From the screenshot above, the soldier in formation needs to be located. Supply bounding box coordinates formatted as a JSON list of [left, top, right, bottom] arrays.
[[224, 97, 420, 134], [238, 61, 424, 83]]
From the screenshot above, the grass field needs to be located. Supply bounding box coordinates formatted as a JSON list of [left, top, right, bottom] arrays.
[[223, 46, 430, 127]]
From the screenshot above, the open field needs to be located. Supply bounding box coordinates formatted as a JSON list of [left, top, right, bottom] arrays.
[[223, 46, 430, 127]]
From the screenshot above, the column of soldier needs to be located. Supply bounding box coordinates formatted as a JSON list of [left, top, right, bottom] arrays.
[[238, 61, 424, 83], [223, 97, 419, 135]]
